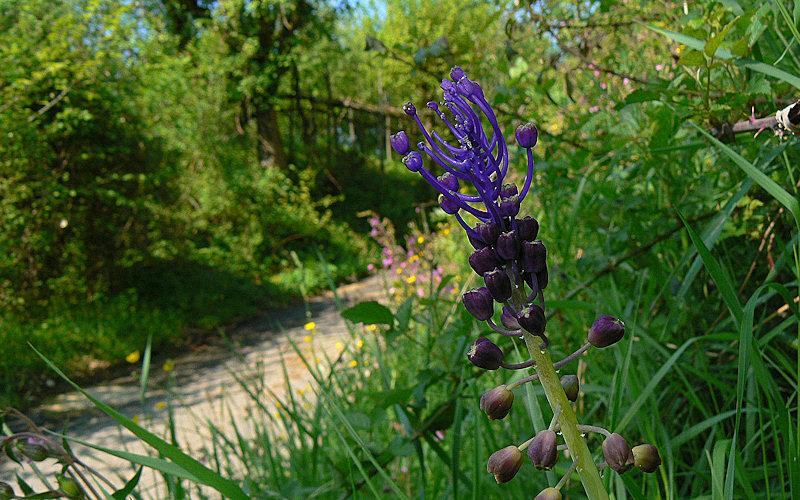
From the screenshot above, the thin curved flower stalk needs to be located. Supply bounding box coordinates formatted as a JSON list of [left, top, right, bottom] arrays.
[[391, 67, 661, 499]]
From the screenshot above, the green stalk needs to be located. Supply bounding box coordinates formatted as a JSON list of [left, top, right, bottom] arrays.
[[509, 274, 608, 499], [520, 332, 608, 499]]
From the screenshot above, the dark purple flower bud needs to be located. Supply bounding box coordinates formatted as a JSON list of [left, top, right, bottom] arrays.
[[537, 267, 549, 290], [462, 287, 494, 321], [496, 231, 520, 260], [390, 131, 410, 155], [438, 194, 459, 214], [468, 233, 488, 250], [560, 374, 579, 402], [487, 445, 524, 483], [603, 433, 634, 474], [632, 444, 661, 473], [534, 488, 563, 500], [403, 101, 417, 116], [450, 66, 466, 81], [467, 337, 504, 370], [475, 221, 500, 246], [516, 122, 539, 148], [516, 216, 539, 241], [520, 240, 546, 273], [484, 269, 512, 302], [480, 385, 514, 420], [403, 151, 422, 172], [517, 304, 546, 336], [501, 305, 521, 330], [469, 247, 500, 276], [588, 315, 625, 348], [501, 183, 518, 198], [0, 482, 13, 500], [438, 171, 460, 192], [499, 195, 520, 217], [57, 475, 85, 499], [528, 430, 558, 470]]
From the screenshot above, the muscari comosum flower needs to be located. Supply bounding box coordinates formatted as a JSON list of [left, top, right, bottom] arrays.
[[392, 67, 657, 499]]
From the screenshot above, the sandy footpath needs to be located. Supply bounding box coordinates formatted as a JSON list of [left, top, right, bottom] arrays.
[[2, 274, 385, 498]]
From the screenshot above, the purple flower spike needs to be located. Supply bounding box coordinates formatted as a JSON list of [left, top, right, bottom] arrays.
[[391, 131, 410, 155]]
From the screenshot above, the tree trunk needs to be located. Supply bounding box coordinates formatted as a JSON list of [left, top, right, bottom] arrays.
[[256, 104, 288, 170]]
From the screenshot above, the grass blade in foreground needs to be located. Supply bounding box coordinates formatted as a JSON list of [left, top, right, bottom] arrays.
[[30, 345, 249, 500]]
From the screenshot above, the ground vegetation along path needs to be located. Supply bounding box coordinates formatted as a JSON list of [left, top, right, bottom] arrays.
[[2, 273, 385, 496]]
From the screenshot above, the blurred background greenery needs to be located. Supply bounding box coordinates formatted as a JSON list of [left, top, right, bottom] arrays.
[[0, 0, 798, 495]]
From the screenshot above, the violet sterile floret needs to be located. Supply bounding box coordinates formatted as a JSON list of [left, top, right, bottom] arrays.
[[390, 131, 410, 155], [469, 247, 500, 276], [516, 122, 539, 148]]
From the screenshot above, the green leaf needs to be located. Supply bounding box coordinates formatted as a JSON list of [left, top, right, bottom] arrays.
[[679, 213, 742, 326], [704, 16, 739, 57], [646, 24, 800, 89], [31, 346, 249, 500], [690, 124, 800, 224], [341, 300, 394, 325], [679, 50, 707, 66], [112, 467, 143, 499], [16, 474, 34, 496]]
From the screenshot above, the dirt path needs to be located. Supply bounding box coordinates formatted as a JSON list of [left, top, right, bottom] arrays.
[[2, 274, 386, 498]]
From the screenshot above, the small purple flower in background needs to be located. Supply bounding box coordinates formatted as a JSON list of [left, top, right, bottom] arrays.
[[392, 67, 660, 499]]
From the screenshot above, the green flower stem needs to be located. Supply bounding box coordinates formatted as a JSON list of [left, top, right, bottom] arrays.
[[504, 264, 608, 499], [520, 331, 609, 500]]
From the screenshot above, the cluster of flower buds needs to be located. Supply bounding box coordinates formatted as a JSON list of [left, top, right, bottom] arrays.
[[0, 408, 99, 500], [394, 67, 660, 496]]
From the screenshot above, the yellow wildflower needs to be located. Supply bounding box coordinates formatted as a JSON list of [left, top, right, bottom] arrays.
[[155, 401, 166, 410], [417, 236, 425, 244], [162, 360, 174, 372], [356, 339, 364, 349], [125, 351, 140, 364], [349, 360, 358, 368], [303, 321, 316, 331], [335, 341, 344, 350], [303, 335, 312, 343], [406, 275, 417, 284], [366, 324, 377, 332], [409, 254, 419, 263], [442, 228, 450, 236], [131, 415, 140, 424]]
